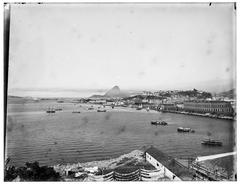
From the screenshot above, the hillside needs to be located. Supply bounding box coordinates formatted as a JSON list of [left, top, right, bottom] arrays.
[[218, 89, 236, 99]]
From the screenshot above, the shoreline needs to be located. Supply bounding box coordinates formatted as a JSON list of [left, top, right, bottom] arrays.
[[7, 102, 235, 121], [160, 110, 235, 121], [53, 150, 145, 175]]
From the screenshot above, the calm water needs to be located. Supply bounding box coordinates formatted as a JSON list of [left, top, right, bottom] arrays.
[[6, 101, 235, 167]]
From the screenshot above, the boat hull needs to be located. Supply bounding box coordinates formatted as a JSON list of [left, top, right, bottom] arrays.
[[177, 127, 195, 133], [201, 140, 223, 146], [97, 110, 107, 112], [151, 121, 167, 126], [46, 111, 55, 113]]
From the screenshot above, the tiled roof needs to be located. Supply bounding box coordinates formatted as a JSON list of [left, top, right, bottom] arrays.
[[145, 146, 170, 163], [145, 146, 195, 179]]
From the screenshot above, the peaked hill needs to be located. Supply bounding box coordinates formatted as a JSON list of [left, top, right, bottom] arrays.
[[89, 86, 129, 98]]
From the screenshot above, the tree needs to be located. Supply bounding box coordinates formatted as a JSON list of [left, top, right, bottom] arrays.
[[4, 161, 61, 181]]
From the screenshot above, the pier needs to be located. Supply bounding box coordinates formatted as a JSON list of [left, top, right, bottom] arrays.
[[196, 152, 236, 162], [190, 152, 236, 181]]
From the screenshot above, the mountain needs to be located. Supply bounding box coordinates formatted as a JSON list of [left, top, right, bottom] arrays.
[[104, 86, 128, 97], [105, 86, 120, 96]]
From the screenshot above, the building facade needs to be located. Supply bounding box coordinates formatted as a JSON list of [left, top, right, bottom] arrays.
[[183, 101, 233, 116], [145, 147, 181, 181], [157, 103, 176, 111]]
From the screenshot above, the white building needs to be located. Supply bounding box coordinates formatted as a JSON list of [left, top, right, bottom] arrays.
[[145, 146, 181, 181]]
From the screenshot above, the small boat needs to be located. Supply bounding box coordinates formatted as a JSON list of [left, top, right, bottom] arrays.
[[72, 111, 81, 113], [97, 109, 107, 112], [151, 121, 168, 126], [136, 107, 142, 110], [177, 127, 195, 133], [201, 139, 223, 146], [55, 108, 62, 111], [88, 107, 94, 110], [57, 100, 64, 103], [46, 108, 55, 113], [146, 107, 150, 112]]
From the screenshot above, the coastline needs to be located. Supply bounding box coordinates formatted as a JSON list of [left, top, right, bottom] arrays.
[[160, 110, 235, 121], [53, 150, 145, 176]]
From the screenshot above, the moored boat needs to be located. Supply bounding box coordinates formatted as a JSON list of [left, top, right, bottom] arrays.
[[201, 139, 223, 146], [177, 127, 195, 133], [151, 121, 168, 126], [46, 108, 56, 113], [72, 111, 81, 113], [97, 109, 107, 112]]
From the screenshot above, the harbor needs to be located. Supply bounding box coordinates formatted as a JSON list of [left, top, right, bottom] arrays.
[[6, 97, 236, 181], [4, 2, 236, 182]]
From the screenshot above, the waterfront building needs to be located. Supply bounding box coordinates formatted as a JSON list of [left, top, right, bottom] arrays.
[[88, 99, 107, 104], [176, 103, 184, 110], [145, 147, 181, 181], [157, 103, 176, 111], [183, 101, 233, 116]]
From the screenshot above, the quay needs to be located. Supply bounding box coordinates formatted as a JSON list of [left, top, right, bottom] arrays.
[[160, 109, 235, 120], [196, 152, 236, 162], [190, 152, 236, 181]]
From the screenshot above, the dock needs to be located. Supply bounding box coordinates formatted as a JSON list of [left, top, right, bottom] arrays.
[[190, 152, 236, 181], [196, 152, 236, 162]]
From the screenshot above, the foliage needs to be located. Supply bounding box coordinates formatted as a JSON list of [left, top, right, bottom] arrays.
[[4, 161, 61, 181]]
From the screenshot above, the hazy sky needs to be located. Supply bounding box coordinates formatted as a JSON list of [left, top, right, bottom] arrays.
[[8, 3, 236, 92]]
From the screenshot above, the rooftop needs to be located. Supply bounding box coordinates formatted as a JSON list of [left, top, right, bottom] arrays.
[[145, 146, 195, 180]]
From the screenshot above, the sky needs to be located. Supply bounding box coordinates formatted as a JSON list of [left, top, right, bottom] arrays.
[[8, 3, 236, 95]]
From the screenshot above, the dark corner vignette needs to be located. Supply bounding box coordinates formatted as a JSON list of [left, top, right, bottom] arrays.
[[4, 3, 10, 161]]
